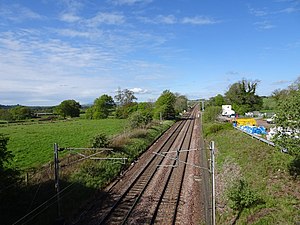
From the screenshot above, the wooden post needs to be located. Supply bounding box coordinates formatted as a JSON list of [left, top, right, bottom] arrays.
[[54, 143, 61, 218], [25, 172, 29, 185]]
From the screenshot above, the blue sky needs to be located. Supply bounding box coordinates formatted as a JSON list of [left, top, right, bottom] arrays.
[[0, 0, 299, 106]]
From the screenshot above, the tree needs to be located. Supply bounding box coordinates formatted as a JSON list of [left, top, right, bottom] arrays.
[[174, 94, 188, 114], [114, 88, 137, 106], [0, 133, 19, 189], [0, 134, 12, 171], [225, 79, 262, 115], [87, 95, 115, 119], [114, 88, 138, 119], [115, 102, 138, 119], [0, 109, 13, 121], [214, 94, 226, 106], [55, 100, 81, 118], [9, 106, 32, 120], [154, 90, 176, 120], [274, 90, 300, 157], [128, 111, 152, 129]]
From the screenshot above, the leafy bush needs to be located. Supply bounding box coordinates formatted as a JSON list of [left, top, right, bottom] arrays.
[[128, 111, 152, 129], [72, 160, 123, 188], [288, 155, 300, 179], [203, 106, 221, 122], [203, 123, 232, 136], [90, 133, 110, 148], [227, 179, 262, 212]]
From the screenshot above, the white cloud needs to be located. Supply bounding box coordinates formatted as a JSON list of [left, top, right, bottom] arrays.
[[140, 15, 219, 25], [154, 15, 177, 24], [254, 21, 276, 30], [181, 16, 219, 25], [86, 12, 125, 26], [272, 80, 291, 85], [60, 13, 81, 22], [110, 0, 153, 5], [129, 88, 149, 94], [248, 6, 269, 17], [0, 4, 43, 22]]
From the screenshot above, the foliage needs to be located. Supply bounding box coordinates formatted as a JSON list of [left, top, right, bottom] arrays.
[[86, 94, 115, 119], [128, 111, 152, 129], [0, 133, 12, 170], [262, 96, 277, 111], [0, 133, 20, 190], [154, 90, 176, 120], [274, 90, 300, 156], [115, 102, 138, 119], [225, 79, 263, 114], [55, 99, 81, 118], [203, 122, 232, 137], [288, 155, 300, 179], [114, 88, 137, 106], [73, 159, 123, 188], [207, 94, 226, 107], [9, 106, 32, 120], [227, 179, 262, 211], [90, 133, 110, 148], [0, 109, 13, 121], [203, 106, 221, 122], [174, 94, 188, 114]]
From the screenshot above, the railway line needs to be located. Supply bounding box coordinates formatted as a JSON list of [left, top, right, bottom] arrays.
[[75, 105, 206, 225]]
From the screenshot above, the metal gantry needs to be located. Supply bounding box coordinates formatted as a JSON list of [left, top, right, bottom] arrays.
[[53, 143, 127, 222]]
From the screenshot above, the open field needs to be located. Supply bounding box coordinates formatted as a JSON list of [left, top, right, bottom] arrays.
[[203, 123, 300, 224], [0, 119, 128, 170]]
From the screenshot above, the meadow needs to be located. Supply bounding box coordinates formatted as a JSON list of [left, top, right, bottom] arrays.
[[0, 118, 128, 170]]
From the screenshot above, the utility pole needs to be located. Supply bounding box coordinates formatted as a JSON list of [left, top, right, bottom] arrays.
[[201, 100, 205, 111], [54, 143, 64, 224], [210, 141, 215, 225]]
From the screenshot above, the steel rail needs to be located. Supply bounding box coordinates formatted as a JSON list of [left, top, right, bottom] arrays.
[[122, 110, 196, 225], [150, 106, 197, 224], [97, 113, 191, 225]]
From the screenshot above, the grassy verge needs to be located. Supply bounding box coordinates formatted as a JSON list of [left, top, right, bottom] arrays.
[[203, 122, 300, 224]]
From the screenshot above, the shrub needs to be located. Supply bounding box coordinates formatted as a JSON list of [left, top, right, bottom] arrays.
[[203, 123, 232, 136], [288, 155, 300, 179], [203, 106, 221, 122], [128, 111, 152, 129], [227, 179, 262, 212], [90, 133, 110, 148]]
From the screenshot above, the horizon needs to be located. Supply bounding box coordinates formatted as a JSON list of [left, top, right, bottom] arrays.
[[1, 0, 299, 106]]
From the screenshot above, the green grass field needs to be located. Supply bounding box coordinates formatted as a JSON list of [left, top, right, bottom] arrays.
[[203, 123, 300, 224], [0, 119, 128, 170]]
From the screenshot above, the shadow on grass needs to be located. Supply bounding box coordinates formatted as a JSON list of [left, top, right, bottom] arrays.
[[288, 155, 300, 179], [0, 179, 96, 225]]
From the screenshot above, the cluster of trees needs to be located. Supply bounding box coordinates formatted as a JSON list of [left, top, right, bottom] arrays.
[[84, 89, 188, 128], [207, 79, 263, 115], [0, 89, 188, 129], [0, 105, 33, 121]]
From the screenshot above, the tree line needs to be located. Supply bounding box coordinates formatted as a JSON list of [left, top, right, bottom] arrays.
[[0, 89, 188, 128]]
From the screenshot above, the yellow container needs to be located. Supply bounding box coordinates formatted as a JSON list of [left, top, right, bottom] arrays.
[[235, 118, 257, 126]]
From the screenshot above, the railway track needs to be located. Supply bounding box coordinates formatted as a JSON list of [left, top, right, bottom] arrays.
[[75, 106, 203, 225]]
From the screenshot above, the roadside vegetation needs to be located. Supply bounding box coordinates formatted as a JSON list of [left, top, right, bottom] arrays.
[[203, 76, 300, 224], [0, 88, 187, 225]]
